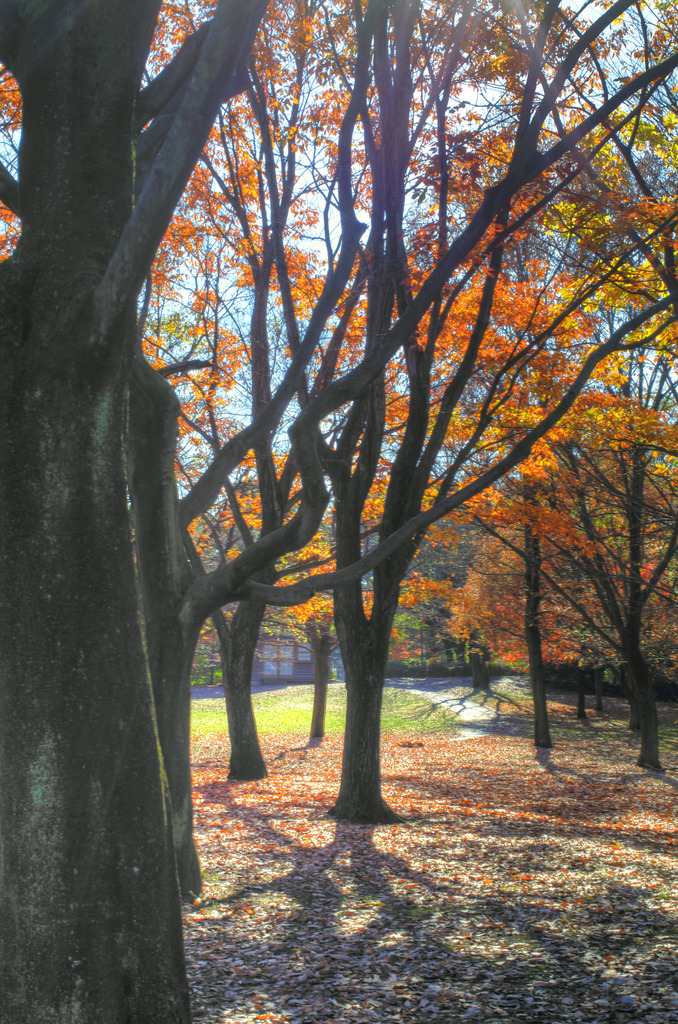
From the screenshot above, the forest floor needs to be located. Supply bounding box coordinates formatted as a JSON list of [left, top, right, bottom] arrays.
[[185, 678, 678, 1024]]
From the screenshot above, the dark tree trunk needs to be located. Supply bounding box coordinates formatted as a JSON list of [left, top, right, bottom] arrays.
[[622, 452, 662, 769], [0, 4, 192, 1015], [594, 667, 604, 712], [331, 597, 400, 823], [0, 331, 190, 1022], [128, 358, 202, 900], [617, 664, 642, 731], [470, 651, 491, 690], [626, 639, 662, 770], [577, 667, 588, 720], [309, 630, 333, 740], [524, 519, 552, 748], [216, 602, 268, 781]]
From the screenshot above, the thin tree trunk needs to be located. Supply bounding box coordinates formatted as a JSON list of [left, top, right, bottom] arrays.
[[128, 358, 202, 899], [577, 667, 588, 720], [309, 632, 332, 741], [470, 651, 491, 690], [626, 640, 662, 770], [524, 519, 552, 748], [594, 667, 604, 712], [420, 620, 426, 673], [617, 663, 641, 733]]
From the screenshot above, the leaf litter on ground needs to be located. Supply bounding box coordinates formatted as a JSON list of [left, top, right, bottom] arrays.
[[184, 678, 678, 1024]]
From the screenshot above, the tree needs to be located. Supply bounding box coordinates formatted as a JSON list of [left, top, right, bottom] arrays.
[[292, 0, 678, 821], [150, 0, 678, 830], [523, 490, 552, 747], [391, 522, 463, 672], [544, 357, 678, 770], [133, 0, 378, 803], [127, 0, 375, 883], [262, 590, 338, 740], [470, 347, 678, 768], [0, 3, 269, 1021]]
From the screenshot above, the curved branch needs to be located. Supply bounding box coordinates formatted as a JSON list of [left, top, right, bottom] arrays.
[[135, 24, 210, 130], [92, 0, 269, 341]]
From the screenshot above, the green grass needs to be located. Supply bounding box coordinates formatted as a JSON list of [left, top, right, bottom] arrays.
[[190, 700, 228, 739], [191, 683, 460, 739]]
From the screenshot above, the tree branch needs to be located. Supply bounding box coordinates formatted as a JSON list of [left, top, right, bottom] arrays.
[[0, 158, 19, 216], [92, 0, 269, 341], [227, 291, 678, 607]]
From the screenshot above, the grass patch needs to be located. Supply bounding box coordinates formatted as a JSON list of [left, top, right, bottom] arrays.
[[190, 701, 228, 739], [191, 682, 460, 741]]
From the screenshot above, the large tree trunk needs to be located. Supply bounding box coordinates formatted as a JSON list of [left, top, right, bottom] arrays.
[[216, 602, 268, 781], [331, 598, 400, 824], [0, 3, 191, 1015], [524, 519, 552, 749], [0, 339, 190, 1022], [128, 358, 202, 899], [309, 628, 333, 741]]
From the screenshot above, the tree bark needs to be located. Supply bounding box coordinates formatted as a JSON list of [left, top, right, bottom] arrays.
[[471, 650, 491, 690], [0, 335, 190, 1023], [577, 667, 588, 720], [0, 3, 194, 1014], [309, 629, 333, 740], [616, 664, 641, 732], [594, 667, 604, 712], [524, 519, 552, 748], [330, 598, 400, 824], [128, 358, 202, 899], [216, 602, 268, 781], [626, 639, 662, 770]]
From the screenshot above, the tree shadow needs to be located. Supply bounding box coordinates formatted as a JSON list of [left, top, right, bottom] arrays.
[[185, 789, 678, 1024], [534, 747, 570, 775]]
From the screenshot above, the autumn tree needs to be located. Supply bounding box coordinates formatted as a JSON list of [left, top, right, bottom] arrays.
[[469, 345, 678, 769], [131, 0, 382, 813], [145, 1, 678, 834], [542, 354, 678, 769], [275, 0, 678, 822], [262, 590, 338, 740], [128, 0, 379, 880], [388, 523, 466, 673]]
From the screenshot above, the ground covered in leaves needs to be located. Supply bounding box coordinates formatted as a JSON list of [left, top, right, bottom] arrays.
[[185, 679, 678, 1024]]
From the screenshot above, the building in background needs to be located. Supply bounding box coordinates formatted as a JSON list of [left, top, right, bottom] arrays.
[[251, 639, 315, 686]]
